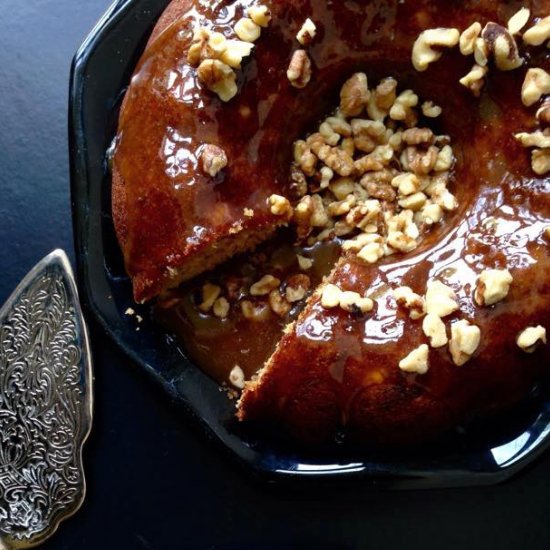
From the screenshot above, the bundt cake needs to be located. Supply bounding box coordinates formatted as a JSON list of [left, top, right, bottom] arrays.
[[113, 0, 550, 445]]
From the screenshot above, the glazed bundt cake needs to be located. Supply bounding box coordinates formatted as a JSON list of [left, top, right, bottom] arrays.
[[113, 0, 550, 445]]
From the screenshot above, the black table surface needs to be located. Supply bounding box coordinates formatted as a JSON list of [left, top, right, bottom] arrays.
[[1, 1, 550, 549]]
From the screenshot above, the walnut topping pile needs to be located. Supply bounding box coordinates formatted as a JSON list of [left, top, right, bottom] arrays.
[[188, 4, 271, 101], [286, 73, 457, 264]]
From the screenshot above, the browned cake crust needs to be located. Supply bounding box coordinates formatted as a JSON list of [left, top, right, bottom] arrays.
[[112, 0, 286, 302], [115, 0, 550, 445]]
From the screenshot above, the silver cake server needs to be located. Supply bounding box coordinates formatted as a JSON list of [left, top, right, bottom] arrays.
[[0, 250, 93, 548]]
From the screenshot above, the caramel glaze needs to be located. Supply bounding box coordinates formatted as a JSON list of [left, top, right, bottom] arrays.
[[114, 0, 550, 444], [234, 0, 550, 444]]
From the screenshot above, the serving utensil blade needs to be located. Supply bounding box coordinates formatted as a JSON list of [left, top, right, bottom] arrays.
[[0, 250, 93, 548]]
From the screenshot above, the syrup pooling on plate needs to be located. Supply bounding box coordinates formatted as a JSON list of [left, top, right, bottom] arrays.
[[155, 233, 340, 385]]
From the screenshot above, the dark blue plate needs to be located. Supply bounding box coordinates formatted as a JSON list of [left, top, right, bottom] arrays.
[[69, 0, 550, 488]]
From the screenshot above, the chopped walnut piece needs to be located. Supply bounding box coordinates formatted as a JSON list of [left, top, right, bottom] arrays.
[[425, 280, 459, 318], [398, 191, 427, 211], [481, 22, 523, 71], [297, 254, 313, 270], [326, 116, 353, 137], [387, 230, 418, 252], [521, 68, 550, 107], [392, 173, 420, 195], [515, 131, 550, 148], [243, 208, 254, 218], [517, 325, 547, 352], [402, 127, 434, 146], [287, 49, 312, 88], [268, 194, 293, 217], [197, 59, 238, 102], [220, 40, 255, 69], [434, 145, 455, 172], [247, 5, 272, 28], [374, 77, 398, 111], [340, 73, 370, 117], [393, 286, 426, 320], [250, 275, 281, 296], [229, 365, 245, 389], [319, 122, 340, 146], [241, 300, 271, 321], [475, 269, 513, 306], [411, 28, 460, 72], [508, 7, 530, 35], [199, 283, 222, 312], [342, 232, 379, 252], [423, 313, 448, 348], [531, 148, 550, 175], [339, 291, 374, 314], [213, 297, 230, 318], [449, 320, 481, 366], [351, 119, 386, 153], [390, 90, 419, 122], [404, 145, 438, 175], [234, 17, 261, 42], [321, 283, 342, 308], [200, 144, 228, 177], [399, 344, 429, 375], [269, 289, 291, 317], [459, 64, 488, 97], [459, 22, 482, 55], [285, 274, 311, 303], [421, 101, 442, 118], [523, 15, 550, 46], [356, 240, 384, 264], [324, 147, 355, 176], [297, 18, 317, 45], [363, 175, 396, 202], [415, 201, 444, 226], [536, 99, 550, 125], [473, 37, 489, 67]]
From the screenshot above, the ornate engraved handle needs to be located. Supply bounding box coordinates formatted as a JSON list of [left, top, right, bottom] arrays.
[[0, 250, 93, 548]]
